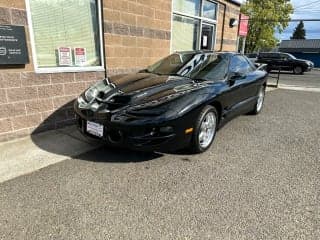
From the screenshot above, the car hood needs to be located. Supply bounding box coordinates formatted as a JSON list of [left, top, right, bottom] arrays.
[[296, 58, 313, 65], [76, 73, 213, 121], [295, 58, 310, 64], [104, 73, 206, 107]]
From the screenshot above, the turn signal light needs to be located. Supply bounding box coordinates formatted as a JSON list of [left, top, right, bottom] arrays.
[[185, 128, 193, 134]]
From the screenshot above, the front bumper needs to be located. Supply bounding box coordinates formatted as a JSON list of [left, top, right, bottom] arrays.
[[74, 103, 195, 152]]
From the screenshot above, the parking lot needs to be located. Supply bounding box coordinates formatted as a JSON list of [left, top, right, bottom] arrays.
[[0, 73, 320, 239], [268, 69, 320, 91]]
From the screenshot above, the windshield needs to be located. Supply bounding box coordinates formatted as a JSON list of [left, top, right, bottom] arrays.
[[146, 53, 228, 81], [146, 53, 195, 75], [189, 55, 228, 81], [286, 53, 296, 59]]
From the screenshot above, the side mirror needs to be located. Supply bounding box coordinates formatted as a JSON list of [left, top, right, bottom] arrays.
[[229, 71, 245, 81]]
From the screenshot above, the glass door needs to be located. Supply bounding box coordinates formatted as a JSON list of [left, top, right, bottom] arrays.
[[201, 23, 215, 50]]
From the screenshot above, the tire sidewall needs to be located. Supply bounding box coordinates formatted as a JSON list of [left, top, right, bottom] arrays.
[[192, 106, 218, 153], [249, 85, 266, 115], [294, 66, 303, 74]]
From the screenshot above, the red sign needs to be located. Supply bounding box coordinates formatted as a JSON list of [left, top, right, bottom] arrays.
[[74, 47, 86, 66], [58, 47, 72, 66], [239, 14, 249, 37]]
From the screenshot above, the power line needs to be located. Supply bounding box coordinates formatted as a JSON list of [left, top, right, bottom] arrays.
[[243, 18, 320, 23], [294, 0, 320, 9]]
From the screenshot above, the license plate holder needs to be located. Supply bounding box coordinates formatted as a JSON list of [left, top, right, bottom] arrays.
[[86, 121, 104, 137]]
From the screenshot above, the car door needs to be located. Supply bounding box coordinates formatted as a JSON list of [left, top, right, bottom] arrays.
[[279, 53, 292, 70], [222, 55, 258, 118]]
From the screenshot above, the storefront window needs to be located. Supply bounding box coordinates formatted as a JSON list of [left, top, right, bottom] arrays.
[[27, 0, 104, 72], [172, 0, 217, 52], [203, 0, 217, 20], [172, 15, 200, 51], [173, 0, 201, 16]]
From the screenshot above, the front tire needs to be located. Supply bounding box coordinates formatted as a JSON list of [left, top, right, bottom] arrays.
[[293, 66, 303, 74], [249, 85, 265, 115], [190, 106, 218, 153]]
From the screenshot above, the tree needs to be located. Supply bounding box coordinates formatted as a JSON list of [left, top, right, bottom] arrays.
[[241, 0, 293, 53], [291, 21, 306, 39]]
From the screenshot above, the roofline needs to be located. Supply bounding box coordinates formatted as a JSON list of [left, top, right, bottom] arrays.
[[228, 0, 241, 6]]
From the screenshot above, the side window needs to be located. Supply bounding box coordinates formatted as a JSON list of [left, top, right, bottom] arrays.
[[229, 55, 253, 74], [272, 53, 281, 59], [280, 53, 288, 60]]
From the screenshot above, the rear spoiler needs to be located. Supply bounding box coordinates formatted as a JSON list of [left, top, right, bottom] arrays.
[[255, 63, 268, 71]]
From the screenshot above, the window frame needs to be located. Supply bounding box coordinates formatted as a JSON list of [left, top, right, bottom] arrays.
[[171, 0, 218, 52], [25, 0, 105, 73], [229, 55, 254, 75]]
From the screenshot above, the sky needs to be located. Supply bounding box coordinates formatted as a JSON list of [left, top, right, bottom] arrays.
[[275, 0, 320, 40]]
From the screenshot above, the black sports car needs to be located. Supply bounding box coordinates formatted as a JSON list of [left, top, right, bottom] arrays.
[[74, 51, 268, 153]]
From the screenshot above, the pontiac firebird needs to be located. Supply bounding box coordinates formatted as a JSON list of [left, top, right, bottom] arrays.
[[74, 51, 268, 153]]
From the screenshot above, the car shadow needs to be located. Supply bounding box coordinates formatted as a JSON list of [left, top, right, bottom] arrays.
[[77, 146, 161, 163], [30, 100, 162, 163]]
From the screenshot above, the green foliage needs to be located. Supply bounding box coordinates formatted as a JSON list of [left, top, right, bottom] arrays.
[[241, 0, 293, 53], [291, 21, 306, 39]]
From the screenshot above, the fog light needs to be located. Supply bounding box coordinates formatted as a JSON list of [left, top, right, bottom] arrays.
[[159, 126, 173, 133]]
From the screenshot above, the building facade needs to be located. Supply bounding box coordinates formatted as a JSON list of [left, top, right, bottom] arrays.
[[279, 39, 320, 67], [0, 0, 240, 142]]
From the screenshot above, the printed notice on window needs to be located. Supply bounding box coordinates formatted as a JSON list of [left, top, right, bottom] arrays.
[[58, 47, 72, 66], [203, 35, 208, 48], [74, 47, 86, 66]]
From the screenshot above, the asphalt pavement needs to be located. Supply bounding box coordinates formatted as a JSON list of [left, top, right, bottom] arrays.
[[0, 88, 319, 239], [268, 69, 320, 90]]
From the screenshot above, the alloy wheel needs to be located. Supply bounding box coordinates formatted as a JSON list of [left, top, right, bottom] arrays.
[[198, 111, 216, 149], [256, 87, 265, 112]]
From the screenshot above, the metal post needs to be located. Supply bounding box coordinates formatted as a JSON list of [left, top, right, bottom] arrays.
[[276, 68, 281, 88], [241, 37, 246, 54]]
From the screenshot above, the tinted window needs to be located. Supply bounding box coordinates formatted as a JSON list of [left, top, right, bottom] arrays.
[[259, 52, 280, 59], [190, 54, 228, 81], [246, 53, 257, 58], [229, 55, 254, 74], [147, 53, 195, 75]]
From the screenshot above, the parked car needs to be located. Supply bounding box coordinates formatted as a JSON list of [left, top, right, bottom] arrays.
[[245, 53, 258, 63], [256, 52, 314, 74], [74, 51, 268, 153]]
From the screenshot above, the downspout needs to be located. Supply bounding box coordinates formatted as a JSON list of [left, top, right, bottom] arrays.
[[218, 1, 227, 51], [100, 0, 108, 79]]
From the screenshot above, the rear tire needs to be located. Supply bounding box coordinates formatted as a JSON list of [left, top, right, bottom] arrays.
[[190, 106, 218, 153]]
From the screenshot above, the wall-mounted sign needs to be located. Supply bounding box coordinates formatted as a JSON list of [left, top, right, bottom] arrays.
[[58, 47, 72, 66], [239, 14, 249, 37], [0, 25, 29, 65], [74, 47, 86, 66]]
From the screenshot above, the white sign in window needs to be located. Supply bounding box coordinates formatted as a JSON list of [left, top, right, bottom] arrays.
[[26, 0, 104, 73]]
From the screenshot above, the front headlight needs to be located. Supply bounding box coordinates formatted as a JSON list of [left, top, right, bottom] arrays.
[[84, 87, 99, 103]]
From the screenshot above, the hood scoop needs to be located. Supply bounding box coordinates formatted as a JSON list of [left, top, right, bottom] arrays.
[[106, 94, 132, 111]]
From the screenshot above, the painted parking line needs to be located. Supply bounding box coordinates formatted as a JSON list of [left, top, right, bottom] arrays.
[[278, 84, 320, 93]]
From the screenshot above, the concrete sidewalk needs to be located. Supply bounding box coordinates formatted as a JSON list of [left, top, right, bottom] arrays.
[[0, 126, 101, 183]]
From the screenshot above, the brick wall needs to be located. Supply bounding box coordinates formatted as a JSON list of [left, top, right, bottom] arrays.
[[0, 2, 105, 142], [103, 0, 172, 76], [215, 0, 241, 52]]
